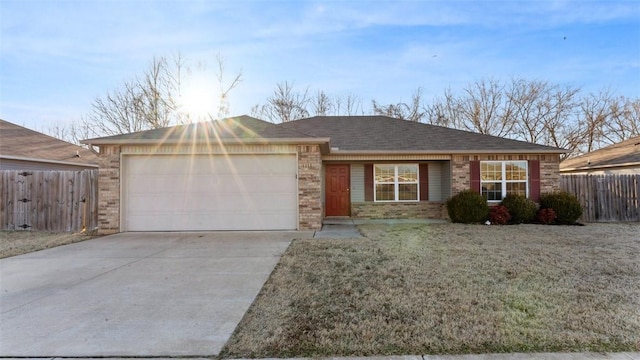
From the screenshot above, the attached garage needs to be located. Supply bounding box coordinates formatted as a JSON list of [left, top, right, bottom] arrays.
[[82, 116, 328, 234], [122, 154, 298, 231]]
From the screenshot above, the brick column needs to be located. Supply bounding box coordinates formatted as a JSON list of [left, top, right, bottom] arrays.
[[297, 145, 322, 230], [540, 154, 561, 194], [97, 145, 120, 234], [451, 155, 471, 196]]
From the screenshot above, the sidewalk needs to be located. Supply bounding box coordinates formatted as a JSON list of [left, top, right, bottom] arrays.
[[17, 353, 634, 359]]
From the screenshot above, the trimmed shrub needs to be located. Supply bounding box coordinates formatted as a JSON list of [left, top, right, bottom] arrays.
[[539, 192, 583, 225], [537, 208, 557, 225], [500, 194, 538, 224], [446, 190, 489, 224], [489, 205, 511, 225]]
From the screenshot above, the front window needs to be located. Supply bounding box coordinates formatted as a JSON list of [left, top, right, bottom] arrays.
[[374, 164, 419, 202], [481, 161, 528, 201]]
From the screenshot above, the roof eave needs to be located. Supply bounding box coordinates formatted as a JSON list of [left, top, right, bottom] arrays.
[[0, 155, 99, 168], [329, 149, 567, 155], [81, 137, 331, 146], [560, 161, 640, 172]]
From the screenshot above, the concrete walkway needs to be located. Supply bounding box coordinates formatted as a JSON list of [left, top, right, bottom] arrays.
[[0, 231, 311, 358], [314, 218, 447, 238]]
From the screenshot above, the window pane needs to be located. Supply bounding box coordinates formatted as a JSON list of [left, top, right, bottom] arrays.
[[481, 162, 502, 181], [398, 183, 418, 200], [506, 182, 527, 196], [505, 161, 527, 181], [375, 165, 394, 183], [482, 182, 502, 201], [376, 183, 395, 201], [397, 165, 418, 182]]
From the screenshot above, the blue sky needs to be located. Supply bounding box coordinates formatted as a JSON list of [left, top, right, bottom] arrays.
[[1, 0, 639, 132]]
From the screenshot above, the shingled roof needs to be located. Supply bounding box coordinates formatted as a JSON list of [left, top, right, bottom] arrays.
[[82, 115, 565, 154], [0, 119, 98, 166], [82, 115, 324, 145], [278, 116, 564, 153], [560, 136, 640, 172]]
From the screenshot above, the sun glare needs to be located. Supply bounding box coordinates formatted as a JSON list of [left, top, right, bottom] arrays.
[[180, 75, 217, 120]]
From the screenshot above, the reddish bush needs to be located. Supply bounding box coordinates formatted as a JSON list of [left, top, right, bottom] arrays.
[[489, 205, 511, 225], [537, 208, 557, 225]]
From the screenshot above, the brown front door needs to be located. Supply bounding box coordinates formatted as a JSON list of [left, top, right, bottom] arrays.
[[325, 164, 351, 216]]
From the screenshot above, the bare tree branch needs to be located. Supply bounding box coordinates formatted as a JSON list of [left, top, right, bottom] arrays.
[[311, 90, 334, 116], [215, 54, 242, 120], [372, 88, 426, 122], [604, 96, 640, 143], [581, 90, 614, 152], [85, 55, 186, 136], [251, 82, 310, 122]]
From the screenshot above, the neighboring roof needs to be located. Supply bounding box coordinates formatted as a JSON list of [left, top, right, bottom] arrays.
[[81, 115, 328, 146], [278, 116, 565, 154], [560, 136, 640, 172], [0, 119, 98, 167]]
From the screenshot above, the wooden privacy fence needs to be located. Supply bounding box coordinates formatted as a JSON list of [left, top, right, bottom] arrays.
[[1, 170, 98, 232], [561, 174, 640, 222]]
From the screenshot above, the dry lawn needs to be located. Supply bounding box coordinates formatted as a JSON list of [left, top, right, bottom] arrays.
[[221, 222, 640, 358], [0, 231, 97, 258]]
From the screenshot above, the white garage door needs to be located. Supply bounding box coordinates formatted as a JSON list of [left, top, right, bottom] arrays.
[[122, 154, 297, 231]]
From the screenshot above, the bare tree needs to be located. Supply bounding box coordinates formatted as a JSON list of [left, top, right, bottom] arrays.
[[425, 88, 458, 127], [543, 112, 584, 160], [604, 96, 640, 143], [136, 55, 184, 128], [335, 94, 364, 116], [251, 82, 310, 122], [372, 88, 426, 122], [214, 54, 242, 120], [456, 78, 518, 137], [509, 79, 581, 146], [426, 78, 518, 136], [253, 82, 368, 121], [82, 53, 242, 138], [248, 79, 639, 156], [580, 90, 614, 152], [425, 78, 586, 158], [41, 117, 96, 146], [311, 90, 334, 116], [509, 78, 550, 144], [83, 55, 186, 136]]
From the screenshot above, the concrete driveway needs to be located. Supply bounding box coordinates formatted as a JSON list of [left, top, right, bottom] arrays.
[[0, 231, 310, 357]]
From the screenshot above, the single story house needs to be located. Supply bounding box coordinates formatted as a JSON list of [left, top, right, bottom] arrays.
[[82, 115, 565, 234], [0, 119, 98, 170], [560, 136, 640, 174]]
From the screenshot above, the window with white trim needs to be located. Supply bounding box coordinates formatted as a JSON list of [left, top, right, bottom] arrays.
[[480, 161, 528, 201], [374, 164, 419, 202]]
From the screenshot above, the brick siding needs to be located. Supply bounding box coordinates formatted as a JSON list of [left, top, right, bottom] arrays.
[[451, 154, 561, 197], [297, 145, 323, 230], [95, 146, 559, 233], [97, 145, 121, 234], [351, 201, 446, 219]]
